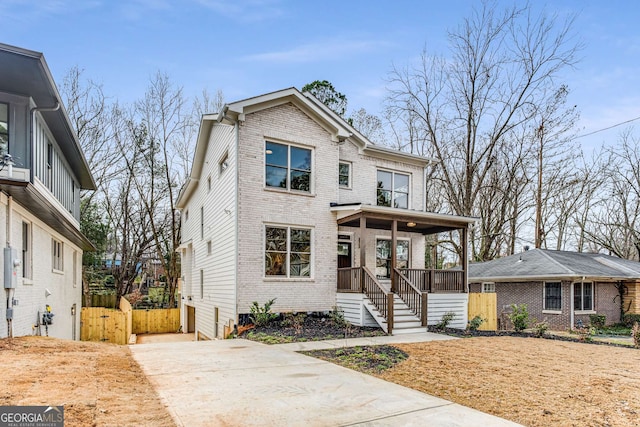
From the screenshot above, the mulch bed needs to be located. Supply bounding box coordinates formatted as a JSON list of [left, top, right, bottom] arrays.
[[240, 314, 386, 343]]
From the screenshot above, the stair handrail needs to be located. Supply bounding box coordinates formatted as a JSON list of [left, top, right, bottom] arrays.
[[362, 266, 394, 334], [393, 268, 428, 327]]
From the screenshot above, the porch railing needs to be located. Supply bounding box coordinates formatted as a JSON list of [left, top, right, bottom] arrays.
[[393, 268, 427, 326], [400, 269, 465, 293], [337, 267, 362, 292], [362, 267, 394, 334]]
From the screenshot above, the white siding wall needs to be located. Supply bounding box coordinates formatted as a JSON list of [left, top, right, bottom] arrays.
[[236, 103, 338, 314], [180, 123, 237, 339], [427, 293, 468, 329], [0, 193, 82, 339]]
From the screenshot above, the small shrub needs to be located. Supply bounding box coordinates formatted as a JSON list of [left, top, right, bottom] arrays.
[[467, 315, 485, 331], [589, 314, 606, 330], [632, 322, 640, 348], [532, 320, 549, 338], [435, 312, 456, 331], [622, 314, 640, 327], [249, 298, 278, 327], [574, 325, 595, 342], [329, 306, 348, 328], [282, 313, 307, 334], [508, 304, 530, 332]]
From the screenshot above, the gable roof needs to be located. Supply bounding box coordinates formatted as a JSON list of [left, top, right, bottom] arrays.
[[0, 43, 95, 189], [468, 249, 640, 282], [176, 87, 436, 208]]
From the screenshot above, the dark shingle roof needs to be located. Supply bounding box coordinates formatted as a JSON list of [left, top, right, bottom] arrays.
[[468, 249, 640, 282]]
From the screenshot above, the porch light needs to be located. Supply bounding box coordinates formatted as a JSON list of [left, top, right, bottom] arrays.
[[407, 222, 416, 227]]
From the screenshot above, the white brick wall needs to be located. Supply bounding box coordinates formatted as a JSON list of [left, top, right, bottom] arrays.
[[0, 194, 82, 339]]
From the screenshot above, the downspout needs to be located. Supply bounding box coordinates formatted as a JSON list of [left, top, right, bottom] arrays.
[[5, 195, 12, 337], [233, 119, 239, 334], [29, 102, 60, 184]]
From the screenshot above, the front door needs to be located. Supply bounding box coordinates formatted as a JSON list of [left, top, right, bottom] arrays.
[[338, 242, 352, 268]]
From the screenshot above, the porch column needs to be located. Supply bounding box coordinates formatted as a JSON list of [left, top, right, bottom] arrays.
[[391, 219, 397, 293], [360, 214, 366, 293], [462, 226, 469, 293]]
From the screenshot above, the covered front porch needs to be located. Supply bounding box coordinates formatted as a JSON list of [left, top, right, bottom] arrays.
[[331, 204, 476, 334]]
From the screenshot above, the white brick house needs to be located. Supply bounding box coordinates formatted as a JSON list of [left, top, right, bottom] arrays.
[[0, 43, 95, 340], [176, 88, 475, 338]]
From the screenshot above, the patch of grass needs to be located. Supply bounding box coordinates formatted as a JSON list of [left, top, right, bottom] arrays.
[[595, 325, 631, 336], [244, 331, 298, 344], [301, 345, 408, 374]]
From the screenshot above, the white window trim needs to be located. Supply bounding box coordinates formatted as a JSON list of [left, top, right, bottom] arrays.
[[219, 151, 229, 176], [338, 160, 352, 189], [543, 281, 563, 313], [573, 281, 595, 313], [264, 140, 314, 195], [51, 238, 64, 273], [263, 223, 314, 280], [481, 282, 496, 293], [376, 168, 411, 209]]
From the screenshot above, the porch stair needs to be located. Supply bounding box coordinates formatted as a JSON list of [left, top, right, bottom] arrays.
[[363, 294, 427, 335]]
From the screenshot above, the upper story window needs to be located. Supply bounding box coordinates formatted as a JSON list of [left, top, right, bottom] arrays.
[[377, 170, 409, 209], [52, 238, 63, 272], [339, 162, 351, 188], [0, 103, 8, 157], [219, 152, 229, 175], [265, 141, 311, 193]]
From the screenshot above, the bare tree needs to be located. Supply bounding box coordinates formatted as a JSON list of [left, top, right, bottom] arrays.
[[386, 2, 580, 260]]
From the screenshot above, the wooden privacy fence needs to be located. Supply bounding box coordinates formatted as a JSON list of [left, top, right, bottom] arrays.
[[81, 297, 179, 344], [132, 308, 180, 334], [468, 292, 497, 331]]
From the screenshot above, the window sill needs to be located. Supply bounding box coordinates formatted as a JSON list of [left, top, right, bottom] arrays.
[[542, 310, 562, 315], [22, 278, 33, 286], [263, 277, 315, 282], [52, 269, 64, 275], [339, 186, 352, 190], [264, 187, 316, 197], [574, 310, 596, 315]]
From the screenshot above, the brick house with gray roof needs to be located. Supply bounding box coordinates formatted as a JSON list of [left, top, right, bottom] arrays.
[[468, 249, 640, 330]]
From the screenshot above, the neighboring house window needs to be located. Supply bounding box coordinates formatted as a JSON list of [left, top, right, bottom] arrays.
[[207, 240, 212, 255], [22, 222, 31, 279], [339, 162, 351, 188], [73, 250, 78, 288], [200, 206, 204, 239], [375, 239, 409, 279], [574, 282, 593, 311], [482, 282, 495, 293], [207, 176, 211, 192], [377, 170, 409, 209], [0, 102, 8, 157], [200, 269, 204, 299], [544, 282, 562, 311], [52, 238, 63, 271], [265, 225, 311, 277], [265, 141, 311, 192], [219, 152, 229, 174]]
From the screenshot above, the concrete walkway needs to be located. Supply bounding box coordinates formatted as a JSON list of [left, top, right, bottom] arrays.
[[131, 332, 521, 426]]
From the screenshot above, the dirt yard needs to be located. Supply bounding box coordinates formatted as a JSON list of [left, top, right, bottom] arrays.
[[377, 336, 640, 427], [0, 336, 174, 426]]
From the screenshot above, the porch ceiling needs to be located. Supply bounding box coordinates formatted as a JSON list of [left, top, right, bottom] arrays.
[[331, 204, 477, 235]]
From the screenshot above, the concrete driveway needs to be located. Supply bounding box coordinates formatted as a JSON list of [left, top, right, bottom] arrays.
[[131, 338, 521, 426]]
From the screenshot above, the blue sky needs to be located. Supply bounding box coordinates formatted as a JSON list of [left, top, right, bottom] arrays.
[[2, 0, 639, 151]]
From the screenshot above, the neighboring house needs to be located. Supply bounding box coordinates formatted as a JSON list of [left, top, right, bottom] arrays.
[[0, 44, 95, 339], [176, 88, 475, 339], [468, 249, 640, 330]]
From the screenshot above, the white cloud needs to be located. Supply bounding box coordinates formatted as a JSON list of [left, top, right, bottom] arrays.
[[242, 38, 392, 64], [194, 0, 284, 23]]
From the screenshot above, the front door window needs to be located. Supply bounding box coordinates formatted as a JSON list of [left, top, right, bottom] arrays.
[[376, 239, 409, 279]]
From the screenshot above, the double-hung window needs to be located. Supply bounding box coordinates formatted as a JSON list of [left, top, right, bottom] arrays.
[[377, 170, 409, 209], [265, 141, 312, 192], [339, 162, 351, 188], [574, 282, 593, 311], [265, 226, 311, 277], [22, 222, 31, 279], [544, 282, 562, 311], [52, 238, 63, 271], [0, 103, 8, 157]]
